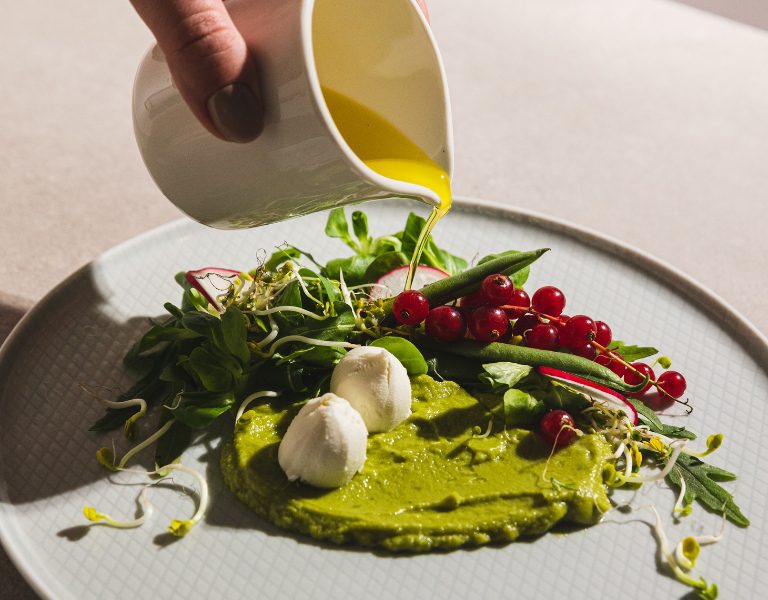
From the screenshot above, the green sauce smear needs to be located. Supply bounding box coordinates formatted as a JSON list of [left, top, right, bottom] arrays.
[[221, 375, 613, 551]]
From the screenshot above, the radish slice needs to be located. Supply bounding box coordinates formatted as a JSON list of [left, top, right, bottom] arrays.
[[537, 366, 638, 425], [370, 265, 449, 300], [185, 267, 243, 312]]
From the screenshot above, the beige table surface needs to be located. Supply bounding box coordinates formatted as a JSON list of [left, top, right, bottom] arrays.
[[1, 0, 766, 597]]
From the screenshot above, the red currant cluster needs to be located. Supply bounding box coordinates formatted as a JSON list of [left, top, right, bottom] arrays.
[[391, 274, 687, 405]]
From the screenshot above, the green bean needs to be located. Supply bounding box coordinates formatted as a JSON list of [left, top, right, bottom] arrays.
[[381, 248, 549, 318], [420, 248, 549, 306], [413, 335, 643, 393]]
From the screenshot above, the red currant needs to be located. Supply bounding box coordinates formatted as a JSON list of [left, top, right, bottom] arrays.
[[504, 288, 530, 319], [531, 286, 566, 317], [657, 370, 687, 399], [570, 341, 598, 360], [459, 289, 487, 308], [624, 362, 655, 396], [392, 290, 429, 326], [511, 313, 542, 337], [555, 316, 571, 347], [561, 315, 597, 349], [596, 353, 627, 377], [425, 306, 466, 342], [480, 273, 515, 306], [468, 306, 509, 342], [594, 321, 612, 347], [539, 410, 577, 447], [524, 323, 559, 350]]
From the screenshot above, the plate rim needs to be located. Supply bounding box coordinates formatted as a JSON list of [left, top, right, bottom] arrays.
[[0, 197, 766, 600]]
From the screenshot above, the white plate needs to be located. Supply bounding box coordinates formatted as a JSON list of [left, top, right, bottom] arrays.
[[1, 199, 766, 599]]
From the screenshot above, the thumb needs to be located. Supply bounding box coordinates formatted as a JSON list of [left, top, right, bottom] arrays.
[[131, 0, 263, 142]]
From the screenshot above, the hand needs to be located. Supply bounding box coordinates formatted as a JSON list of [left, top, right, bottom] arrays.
[[130, 0, 264, 143], [130, 0, 430, 144]]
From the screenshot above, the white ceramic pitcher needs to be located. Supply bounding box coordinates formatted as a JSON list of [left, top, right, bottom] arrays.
[[132, 0, 453, 229]]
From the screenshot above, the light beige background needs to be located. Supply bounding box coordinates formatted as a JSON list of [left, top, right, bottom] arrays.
[[1, 0, 766, 596]]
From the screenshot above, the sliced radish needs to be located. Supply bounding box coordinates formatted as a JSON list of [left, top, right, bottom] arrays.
[[370, 265, 449, 300], [537, 366, 638, 425], [185, 267, 244, 312]]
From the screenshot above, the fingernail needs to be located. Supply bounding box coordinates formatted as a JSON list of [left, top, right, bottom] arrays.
[[207, 82, 264, 143]]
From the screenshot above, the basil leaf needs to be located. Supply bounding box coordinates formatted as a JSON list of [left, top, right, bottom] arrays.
[[479, 362, 532, 391], [273, 280, 304, 328], [170, 390, 235, 429], [370, 337, 428, 375], [667, 454, 749, 527], [325, 207, 358, 251], [503, 389, 546, 427], [371, 235, 402, 255], [287, 304, 356, 342], [277, 345, 347, 367], [324, 255, 376, 286], [351, 211, 372, 252], [264, 246, 302, 271], [400, 212, 423, 257], [608, 340, 659, 362], [187, 344, 242, 392], [544, 381, 592, 412], [154, 420, 192, 468], [436, 250, 468, 277], [400, 212, 466, 275], [362, 251, 408, 284], [181, 311, 220, 338], [163, 302, 184, 320], [221, 306, 250, 364]]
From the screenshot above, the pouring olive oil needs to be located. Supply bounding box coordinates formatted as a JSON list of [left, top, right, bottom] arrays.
[[322, 88, 451, 290]]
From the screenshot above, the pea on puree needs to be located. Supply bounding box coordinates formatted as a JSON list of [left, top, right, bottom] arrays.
[[221, 375, 613, 551]]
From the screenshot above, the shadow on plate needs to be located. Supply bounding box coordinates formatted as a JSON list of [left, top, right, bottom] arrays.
[[0, 265, 175, 505]]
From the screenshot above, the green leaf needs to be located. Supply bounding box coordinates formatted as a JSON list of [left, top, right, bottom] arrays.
[[351, 211, 372, 252], [154, 420, 192, 468], [277, 345, 347, 367], [371, 235, 402, 255], [399, 212, 467, 275], [324, 255, 376, 286], [667, 454, 749, 527], [544, 381, 592, 412], [478, 362, 532, 391], [264, 245, 324, 271], [325, 208, 358, 251], [188, 345, 241, 391], [170, 389, 235, 429], [264, 246, 302, 271], [370, 337, 428, 375], [625, 398, 697, 440], [221, 306, 250, 364], [314, 272, 342, 305], [163, 302, 185, 320], [181, 311, 220, 338], [400, 212, 424, 258], [607, 340, 658, 362], [503, 389, 546, 427], [478, 251, 530, 287], [272, 280, 304, 328], [436, 249, 468, 277], [362, 251, 408, 283]]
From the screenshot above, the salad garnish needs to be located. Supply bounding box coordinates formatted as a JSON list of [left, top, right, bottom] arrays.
[[85, 208, 748, 598]]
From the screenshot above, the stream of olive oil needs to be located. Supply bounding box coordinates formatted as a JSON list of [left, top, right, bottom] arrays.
[[321, 88, 451, 290]]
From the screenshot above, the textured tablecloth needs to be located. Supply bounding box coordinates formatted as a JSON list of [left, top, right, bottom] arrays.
[[1, 0, 766, 596]]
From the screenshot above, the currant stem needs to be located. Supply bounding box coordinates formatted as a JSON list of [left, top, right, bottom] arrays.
[[591, 341, 692, 414]]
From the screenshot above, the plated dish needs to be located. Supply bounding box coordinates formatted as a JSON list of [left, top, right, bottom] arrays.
[[0, 200, 766, 599]]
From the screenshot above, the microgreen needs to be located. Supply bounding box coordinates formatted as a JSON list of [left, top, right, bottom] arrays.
[[87, 202, 748, 593]]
